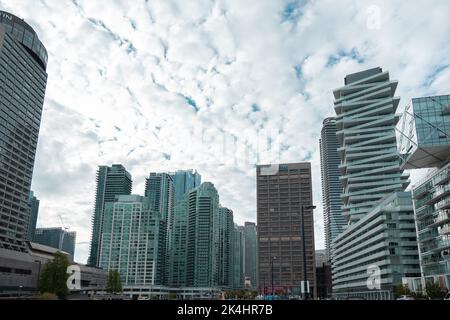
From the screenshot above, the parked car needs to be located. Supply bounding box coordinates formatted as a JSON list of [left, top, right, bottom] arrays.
[[396, 295, 415, 300]]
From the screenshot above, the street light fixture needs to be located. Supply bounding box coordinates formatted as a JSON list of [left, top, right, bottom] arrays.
[[301, 205, 316, 301]]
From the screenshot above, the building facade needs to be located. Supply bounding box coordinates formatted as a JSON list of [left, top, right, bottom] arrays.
[[397, 94, 450, 291], [256, 163, 316, 298], [34, 227, 76, 260], [219, 207, 233, 289], [0, 11, 48, 252], [233, 224, 245, 289], [170, 170, 201, 204], [333, 67, 409, 224], [168, 198, 189, 287], [244, 222, 257, 289], [88, 164, 132, 267], [27, 191, 39, 241], [331, 192, 421, 299], [330, 68, 419, 299], [145, 172, 174, 285], [186, 182, 221, 288], [320, 117, 346, 262], [99, 195, 164, 287]]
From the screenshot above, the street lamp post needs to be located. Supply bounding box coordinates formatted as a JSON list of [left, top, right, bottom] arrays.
[[301, 205, 316, 301]]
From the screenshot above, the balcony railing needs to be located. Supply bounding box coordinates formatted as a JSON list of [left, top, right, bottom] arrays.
[[438, 224, 450, 236], [436, 197, 450, 210], [432, 184, 450, 201]]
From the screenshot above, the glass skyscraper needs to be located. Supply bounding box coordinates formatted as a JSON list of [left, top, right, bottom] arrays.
[[233, 224, 245, 289], [320, 117, 346, 262], [145, 172, 174, 285], [219, 207, 234, 289], [244, 222, 257, 289], [186, 182, 221, 288], [27, 191, 40, 241], [170, 170, 201, 204], [0, 11, 48, 252], [88, 164, 132, 266]]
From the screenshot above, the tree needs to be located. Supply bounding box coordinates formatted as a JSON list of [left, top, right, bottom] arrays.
[[106, 270, 123, 293], [394, 284, 412, 298], [425, 282, 448, 300], [38, 251, 70, 298]]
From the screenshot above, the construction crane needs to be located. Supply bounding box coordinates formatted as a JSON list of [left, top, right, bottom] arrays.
[[58, 214, 70, 252], [58, 214, 70, 232]]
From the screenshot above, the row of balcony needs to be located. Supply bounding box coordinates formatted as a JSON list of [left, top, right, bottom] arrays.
[[417, 209, 450, 231]]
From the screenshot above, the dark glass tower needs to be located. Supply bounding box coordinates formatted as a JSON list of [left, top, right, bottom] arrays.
[[319, 118, 346, 262], [88, 164, 132, 266], [0, 11, 48, 252], [27, 191, 40, 241]]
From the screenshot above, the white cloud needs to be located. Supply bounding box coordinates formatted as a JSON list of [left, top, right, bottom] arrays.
[[1, 0, 449, 264]]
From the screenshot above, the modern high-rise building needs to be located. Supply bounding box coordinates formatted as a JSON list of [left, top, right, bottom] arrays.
[[99, 195, 164, 287], [331, 68, 420, 299], [34, 227, 77, 260], [0, 11, 48, 252], [397, 94, 450, 292], [168, 198, 189, 287], [256, 163, 316, 297], [27, 191, 40, 241], [244, 222, 257, 289], [170, 170, 201, 204], [145, 172, 174, 285], [88, 165, 132, 267], [186, 182, 221, 288], [331, 192, 420, 299], [319, 117, 346, 262], [219, 207, 234, 289], [334, 67, 409, 224], [233, 224, 245, 289]]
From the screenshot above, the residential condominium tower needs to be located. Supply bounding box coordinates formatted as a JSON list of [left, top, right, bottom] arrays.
[[397, 94, 450, 292], [233, 224, 245, 289], [0, 11, 48, 252], [186, 182, 221, 288], [88, 165, 132, 266], [99, 195, 165, 288], [256, 163, 316, 298], [320, 117, 346, 262], [331, 68, 420, 299], [244, 222, 258, 289], [333, 67, 409, 224], [145, 172, 174, 285]]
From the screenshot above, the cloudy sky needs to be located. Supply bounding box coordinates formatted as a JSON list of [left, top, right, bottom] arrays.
[[2, 0, 449, 264]]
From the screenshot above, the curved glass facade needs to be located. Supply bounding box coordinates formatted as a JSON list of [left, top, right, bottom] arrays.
[[0, 10, 48, 69]]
